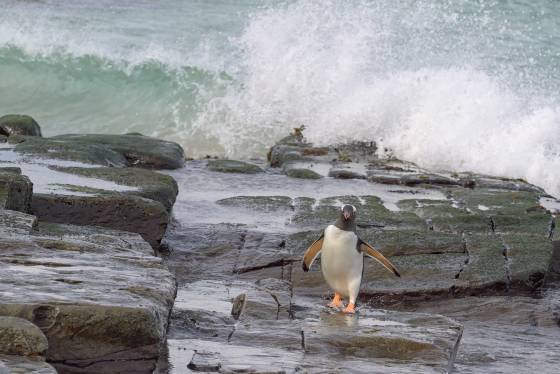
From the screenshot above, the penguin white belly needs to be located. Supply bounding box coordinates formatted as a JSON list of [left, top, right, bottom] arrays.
[[320, 225, 363, 302]]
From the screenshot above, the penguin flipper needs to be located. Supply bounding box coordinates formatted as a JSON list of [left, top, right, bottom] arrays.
[[359, 240, 401, 277], [302, 234, 324, 272]]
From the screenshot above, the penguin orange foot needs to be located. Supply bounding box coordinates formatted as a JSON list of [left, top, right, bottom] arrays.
[[328, 293, 344, 309], [342, 302, 356, 314]]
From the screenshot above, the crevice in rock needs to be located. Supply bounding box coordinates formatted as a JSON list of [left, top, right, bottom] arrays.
[[300, 330, 306, 351], [288, 199, 296, 212], [426, 218, 434, 231], [454, 234, 469, 280], [499, 238, 512, 289], [287, 262, 295, 320], [51, 356, 158, 369], [227, 326, 235, 343], [266, 292, 281, 320], [234, 258, 298, 275], [548, 216, 555, 240], [231, 231, 247, 275], [489, 217, 496, 233]]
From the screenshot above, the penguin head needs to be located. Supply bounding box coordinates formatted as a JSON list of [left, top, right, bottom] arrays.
[[341, 204, 356, 222]]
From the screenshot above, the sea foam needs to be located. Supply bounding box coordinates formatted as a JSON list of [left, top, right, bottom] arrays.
[[196, 0, 560, 196]]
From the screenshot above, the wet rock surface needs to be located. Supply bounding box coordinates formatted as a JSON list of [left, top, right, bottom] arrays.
[[0, 122, 183, 373], [158, 134, 559, 373], [2, 125, 559, 373], [14, 133, 185, 169], [1, 126, 183, 248], [51, 166, 179, 211], [206, 159, 263, 174], [0, 209, 177, 374]]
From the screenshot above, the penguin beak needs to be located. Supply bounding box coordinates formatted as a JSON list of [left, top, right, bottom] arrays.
[[343, 211, 351, 220]]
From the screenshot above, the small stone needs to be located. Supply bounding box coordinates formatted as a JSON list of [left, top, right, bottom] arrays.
[[207, 159, 263, 174], [187, 351, 222, 372], [285, 168, 322, 179]]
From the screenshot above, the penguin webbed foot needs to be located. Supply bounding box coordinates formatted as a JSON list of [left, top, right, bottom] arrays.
[[342, 302, 356, 314], [327, 293, 344, 309]]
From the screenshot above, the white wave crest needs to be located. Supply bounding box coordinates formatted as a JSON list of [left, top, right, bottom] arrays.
[[195, 0, 560, 196]]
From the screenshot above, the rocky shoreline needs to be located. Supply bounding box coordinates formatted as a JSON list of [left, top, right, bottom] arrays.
[[1, 116, 559, 373], [1, 115, 183, 373]]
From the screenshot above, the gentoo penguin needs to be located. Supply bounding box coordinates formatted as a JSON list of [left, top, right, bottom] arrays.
[[302, 204, 400, 314]]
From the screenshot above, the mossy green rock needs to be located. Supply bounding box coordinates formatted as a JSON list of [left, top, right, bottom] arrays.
[[291, 195, 423, 230], [54, 166, 179, 211], [217, 195, 292, 212], [15, 137, 128, 167], [503, 233, 554, 291], [15, 134, 185, 169], [0, 170, 33, 213], [285, 168, 322, 179], [0, 115, 42, 137], [207, 159, 263, 174], [455, 234, 509, 294], [31, 193, 169, 247]]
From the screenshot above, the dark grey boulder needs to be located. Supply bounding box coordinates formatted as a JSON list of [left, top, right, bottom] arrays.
[[285, 167, 322, 179], [0, 115, 42, 137], [31, 193, 169, 248], [15, 137, 128, 167], [328, 168, 367, 179], [15, 134, 185, 169]]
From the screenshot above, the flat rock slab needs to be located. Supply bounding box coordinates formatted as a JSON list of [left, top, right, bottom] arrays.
[[207, 160, 263, 174], [166, 276, 462, 373], [31, 193, 169, 248], [360, 253, 466, 302], [168, 306, 462, 373], [52, 167, 178, 211], [0, 218, 176, 374], [290, 195, 424, 230], [0, 355, 57, 374], [455, 234, 508, 295], [216, 196, 292, 213], [14, 134, 185, 169], [503, 233, 554, 291]]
